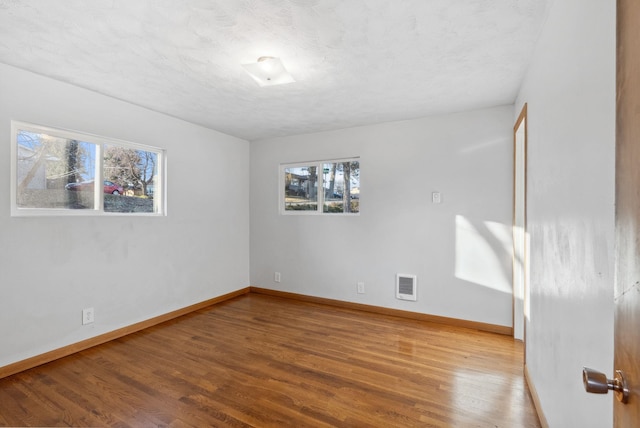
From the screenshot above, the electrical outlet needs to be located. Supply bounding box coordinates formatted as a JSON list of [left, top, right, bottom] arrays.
[[432, 192, 442, 204], [274, 272, 281, 283], [357, 282, 365, 294], [82, 307, 94, 325]]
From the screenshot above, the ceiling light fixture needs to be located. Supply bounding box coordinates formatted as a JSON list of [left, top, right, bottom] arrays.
[[242, 56, 295, 87]]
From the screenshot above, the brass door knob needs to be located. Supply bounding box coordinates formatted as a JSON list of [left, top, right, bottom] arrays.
[[582, 367, 629, 404]]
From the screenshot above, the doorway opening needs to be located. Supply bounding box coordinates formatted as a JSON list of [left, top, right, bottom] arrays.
[[513, 103, 528, 346]]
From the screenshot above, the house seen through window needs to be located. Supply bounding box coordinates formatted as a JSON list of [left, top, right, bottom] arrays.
[[282, 158, 360, 214]]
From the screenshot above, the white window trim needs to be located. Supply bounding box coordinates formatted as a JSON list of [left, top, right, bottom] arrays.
[[280, 157, 360, 216], [11, 120, 167, 217]]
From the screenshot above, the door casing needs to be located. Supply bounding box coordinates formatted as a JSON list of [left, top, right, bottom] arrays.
[[513, 104, 528, 344], [614, 0, 640, 424]]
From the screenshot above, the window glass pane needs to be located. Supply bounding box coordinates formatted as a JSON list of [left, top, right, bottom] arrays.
[[322, 161, 360, 214], [284, 166, 318, 211], [103, 145, 158, 213], [16, 130, 96, 209], [13, 122, 164, 216]]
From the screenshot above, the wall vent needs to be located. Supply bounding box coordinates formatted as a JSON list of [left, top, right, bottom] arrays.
[[396, 274, 417, 301]]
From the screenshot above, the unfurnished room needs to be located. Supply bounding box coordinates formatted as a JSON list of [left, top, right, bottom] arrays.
[[0, 1, 637, 427]]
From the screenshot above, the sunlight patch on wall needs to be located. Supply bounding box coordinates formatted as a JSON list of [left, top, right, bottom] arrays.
[[513, 225, 529, 312], [457, 137, 507, 155], [455, 215, 511, 293]]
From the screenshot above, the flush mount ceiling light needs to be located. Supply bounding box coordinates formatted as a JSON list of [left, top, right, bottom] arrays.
[[242, 56, 295, 87]]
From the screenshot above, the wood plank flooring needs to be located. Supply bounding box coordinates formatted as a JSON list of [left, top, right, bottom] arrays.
[[0, 294, 541, 427]]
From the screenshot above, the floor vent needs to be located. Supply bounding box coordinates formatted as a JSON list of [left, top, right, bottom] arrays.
[[396, 274, 417, 301]]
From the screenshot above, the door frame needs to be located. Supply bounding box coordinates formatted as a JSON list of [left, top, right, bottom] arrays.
[[613, 0, 640, 424], [513, 103, 528, 348]]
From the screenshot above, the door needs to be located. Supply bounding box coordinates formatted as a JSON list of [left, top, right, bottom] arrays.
[[614, 0, 640, 424], [583, 1, 640, 425]]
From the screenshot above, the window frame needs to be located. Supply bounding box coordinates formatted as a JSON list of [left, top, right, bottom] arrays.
[[280, 157, 360, 216], [10, 121, 166, 217]]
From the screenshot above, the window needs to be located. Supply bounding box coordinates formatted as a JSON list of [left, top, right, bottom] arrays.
[[282, 158, 360, 214], [11, 121, 165, 216]]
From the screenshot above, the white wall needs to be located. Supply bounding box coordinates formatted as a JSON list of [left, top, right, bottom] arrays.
[[0, 63, 250, 368], [250, 106, 514, 328], [515, 0, 616, 426]]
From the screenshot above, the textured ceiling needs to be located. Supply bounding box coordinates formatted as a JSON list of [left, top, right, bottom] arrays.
[[0, 0, 548, 141]]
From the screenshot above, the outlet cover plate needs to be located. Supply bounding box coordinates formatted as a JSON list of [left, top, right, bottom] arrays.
[[82, 307, 94, 325]]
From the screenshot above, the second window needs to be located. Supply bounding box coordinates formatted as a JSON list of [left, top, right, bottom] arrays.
[[282, 158, 360, 214]]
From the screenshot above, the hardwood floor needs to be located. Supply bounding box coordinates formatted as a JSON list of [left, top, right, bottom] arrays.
[[0, 294, 541, 427]]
